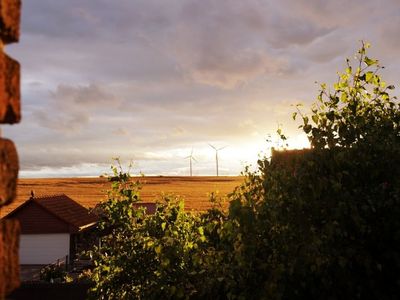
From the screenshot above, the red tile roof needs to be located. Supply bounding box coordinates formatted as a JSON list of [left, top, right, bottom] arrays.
[[35, 194, 98, 229], [5, 194, 97, 232]]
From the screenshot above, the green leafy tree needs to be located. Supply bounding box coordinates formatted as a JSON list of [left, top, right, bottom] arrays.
[[295, 41, 399, 149], [226, 42, 400, 299], [86, 160, 214, 299]]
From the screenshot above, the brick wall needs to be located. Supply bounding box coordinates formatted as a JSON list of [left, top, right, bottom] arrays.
[[0, 0, 21, 298]]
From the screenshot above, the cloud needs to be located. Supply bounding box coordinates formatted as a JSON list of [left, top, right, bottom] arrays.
[[5, 0, 400, 176], [177, 47, 287, 89], [279, 0, 379, 28], [300, 31, 350, 63], [32, 83, 120, 133], [170, 0, 325, 88], [112, 128, 130, 136], [50, 84, 118, 107], [14, 0, 340, 90], [33, 110, 89, 133]]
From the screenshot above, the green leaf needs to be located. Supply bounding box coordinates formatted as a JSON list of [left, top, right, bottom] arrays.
[[364, 56, 377, 66], [304, 124, 312, 134], [155, 245, 162, 255], [198, 226, 204, 235], [334, 83, 340, 90], [365, 71, 374, 83]]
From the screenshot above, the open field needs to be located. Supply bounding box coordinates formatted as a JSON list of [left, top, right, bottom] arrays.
[[0, 176, 244, 217]]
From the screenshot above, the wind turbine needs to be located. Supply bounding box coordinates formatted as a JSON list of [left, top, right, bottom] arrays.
[[185, 149, 197, 176], [209, 144, 227, 176]]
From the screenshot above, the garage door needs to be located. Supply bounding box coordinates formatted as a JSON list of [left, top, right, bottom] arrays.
[[19, 234, 70, 265]]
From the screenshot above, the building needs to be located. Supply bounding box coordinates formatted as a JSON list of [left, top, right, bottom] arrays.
[[4, 194, 98, 265]]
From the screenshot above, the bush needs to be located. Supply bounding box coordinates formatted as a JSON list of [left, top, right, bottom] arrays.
[[40, 264, 67, 283], [87, 161, 214, 299], [87, 43, 400, 299], [224, 42, 400, 299]]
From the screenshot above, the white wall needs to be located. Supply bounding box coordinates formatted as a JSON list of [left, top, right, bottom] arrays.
[[19, 234, 70, 265]]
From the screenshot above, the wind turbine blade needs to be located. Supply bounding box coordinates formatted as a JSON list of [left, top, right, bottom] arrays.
[[192, 157, 198, 162], [208, 143, 217, 150], [218, 146, 228, 151]]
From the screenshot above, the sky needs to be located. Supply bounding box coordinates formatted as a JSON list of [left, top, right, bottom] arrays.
[[3, 0, 400, 177]]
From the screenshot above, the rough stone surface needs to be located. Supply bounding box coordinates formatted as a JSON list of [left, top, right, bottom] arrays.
[[0, 0, 21, 44], [0, 51, 20, 124], [0, 219, 20, 297], [0, 0, 21, 298], [0, 138, 18, 207]]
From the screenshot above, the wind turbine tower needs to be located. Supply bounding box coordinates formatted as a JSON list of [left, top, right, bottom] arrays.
[[185, 149, 197, 176], [209, 144, 227, 176]]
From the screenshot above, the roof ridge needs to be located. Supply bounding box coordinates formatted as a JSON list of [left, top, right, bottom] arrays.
[[31, 193, 68, 200]]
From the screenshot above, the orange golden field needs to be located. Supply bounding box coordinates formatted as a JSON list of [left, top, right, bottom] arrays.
[[0, 176, 244, 218]]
